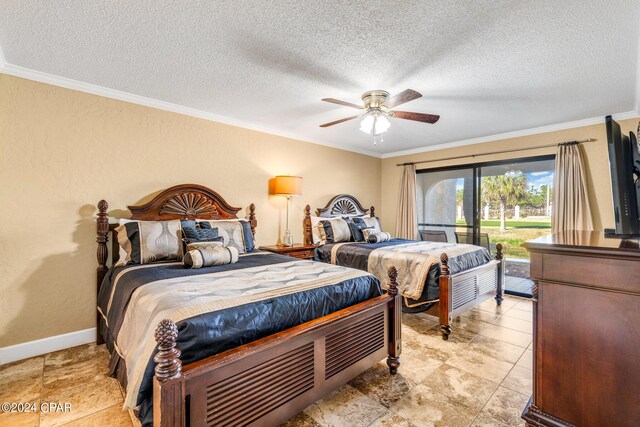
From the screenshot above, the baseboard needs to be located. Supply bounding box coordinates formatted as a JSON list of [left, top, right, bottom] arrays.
[[0, 328, 96, 365]]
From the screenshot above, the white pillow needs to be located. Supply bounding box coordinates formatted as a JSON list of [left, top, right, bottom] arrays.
[[310, 216, 323, 244]]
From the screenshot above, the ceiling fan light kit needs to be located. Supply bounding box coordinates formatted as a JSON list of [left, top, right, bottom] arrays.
[[320, 89, 439, 145]]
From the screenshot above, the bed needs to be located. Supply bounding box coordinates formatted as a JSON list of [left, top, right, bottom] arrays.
[[96, 184, 402, 427], [303, 194, 505, 341]]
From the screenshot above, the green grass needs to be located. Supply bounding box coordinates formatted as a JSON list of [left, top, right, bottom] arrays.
[[451, 218, 551, 259]]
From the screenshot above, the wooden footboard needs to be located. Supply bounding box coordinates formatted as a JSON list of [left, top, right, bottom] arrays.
[[152, 268, 403, 427], [438, 243, 504, 340]]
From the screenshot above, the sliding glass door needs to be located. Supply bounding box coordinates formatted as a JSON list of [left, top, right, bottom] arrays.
[[416, 155, 555, 297]]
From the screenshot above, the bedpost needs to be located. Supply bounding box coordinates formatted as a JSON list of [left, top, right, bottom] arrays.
[[386, 266, 402, 375], [495, 243, 504, 306], [370, 206, 375, 218], [439, 253, 452, 340], [96, 200, 109, 345], [153, 319, 185, 427], [249, 203, 257, 237], [303, 204, 313, 245]]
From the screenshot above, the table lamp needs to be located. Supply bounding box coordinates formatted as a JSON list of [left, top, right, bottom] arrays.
[[272, 175, 303, 247]]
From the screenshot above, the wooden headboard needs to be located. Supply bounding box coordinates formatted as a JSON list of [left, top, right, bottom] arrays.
[[303, 194, 375, 245], [96, 183, 256, 286]]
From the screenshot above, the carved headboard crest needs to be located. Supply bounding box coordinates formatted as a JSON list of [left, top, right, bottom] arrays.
[[316, 194, 368, 218], [159, 193, 219, 217], [128, 184, 241, 220]]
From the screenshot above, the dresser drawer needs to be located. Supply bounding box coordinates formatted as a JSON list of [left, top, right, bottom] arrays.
[[289, 250, 314, 259], [531, 252, 640, 294]]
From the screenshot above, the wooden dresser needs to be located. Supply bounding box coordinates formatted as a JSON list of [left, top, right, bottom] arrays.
[[522, 231, 640, 427]]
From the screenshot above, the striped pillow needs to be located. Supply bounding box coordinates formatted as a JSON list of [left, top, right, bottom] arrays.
[[183, 246, 239, 269], [318, 218, 351, 244]]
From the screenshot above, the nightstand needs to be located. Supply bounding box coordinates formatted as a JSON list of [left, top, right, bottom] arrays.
[[258, 244, 316, 260]]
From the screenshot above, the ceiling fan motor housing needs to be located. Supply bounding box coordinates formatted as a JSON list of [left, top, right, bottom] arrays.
[[361, 90, 390, 109]]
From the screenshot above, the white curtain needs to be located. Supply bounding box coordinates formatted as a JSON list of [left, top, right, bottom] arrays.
[[396, 164, 419, 239], [552, 143, 594, 233]]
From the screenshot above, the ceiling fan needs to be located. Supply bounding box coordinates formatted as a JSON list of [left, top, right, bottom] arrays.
[[320, 89, 439, 144]]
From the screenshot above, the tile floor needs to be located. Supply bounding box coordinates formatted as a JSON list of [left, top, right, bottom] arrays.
[[0, 296, 532, 427]]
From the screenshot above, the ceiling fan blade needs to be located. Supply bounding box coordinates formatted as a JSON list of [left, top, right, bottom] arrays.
[[321, 98, 364, 109], [393, 111, 440, 124], [384, 89, 422, 108], [319, 115, 360, 127]]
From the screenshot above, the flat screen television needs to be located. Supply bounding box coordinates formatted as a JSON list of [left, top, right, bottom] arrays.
[[605, 115, 640, 237]]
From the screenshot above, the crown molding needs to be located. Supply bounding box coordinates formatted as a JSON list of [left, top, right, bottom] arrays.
[[380, 111, 639, 159], [0, 62, 382, 158], [1, 58, 639, 161]]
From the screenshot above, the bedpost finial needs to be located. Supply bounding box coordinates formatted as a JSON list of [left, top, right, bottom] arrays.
[[370, 206, 375, 217], [154, 319, 182, 382], [248, 203, 257, 237], [495, 243, 503, 260], [440, 253, 450, 276], [304, 205, 311, 216], [387, 266, 399, 296], [440, 252, 449, 265], [96, 200, 110, 273]]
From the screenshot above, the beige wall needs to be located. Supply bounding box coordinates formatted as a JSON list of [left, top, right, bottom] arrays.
[[0, 74, 381, 347], [380, 118, 639, 234]]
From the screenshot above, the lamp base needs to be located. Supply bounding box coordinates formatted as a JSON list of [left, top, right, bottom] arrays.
[[282, 230, 294, 247]]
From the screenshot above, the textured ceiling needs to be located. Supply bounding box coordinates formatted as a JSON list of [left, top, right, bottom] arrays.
[[0, 1, 639, 156]]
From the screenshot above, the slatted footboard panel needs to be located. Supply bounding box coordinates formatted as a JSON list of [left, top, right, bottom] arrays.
[[449, 261, 500, 318], [179, 297, 391, 427], [206, 343, 315, 426], [325, 311, 386, 379]]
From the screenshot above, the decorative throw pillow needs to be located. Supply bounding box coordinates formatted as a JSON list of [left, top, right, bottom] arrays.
[[362, 228, 391, 243], [197, 219, 253, 253], [116, 220, 183, 264], [186, 240, 224, 252], [318, 218, 351, 244], [183, 246, 239, 269], [182, 226, 219, 244], [353, 216, 383, 233], [115, 218, 136, 266], [348, 221, 374, 243]]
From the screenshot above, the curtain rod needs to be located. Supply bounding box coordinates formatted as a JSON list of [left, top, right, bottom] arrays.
[[396, 138, 597, 167]]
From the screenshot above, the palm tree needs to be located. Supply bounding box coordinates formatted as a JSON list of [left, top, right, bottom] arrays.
[[482, 172, 528, 232]]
